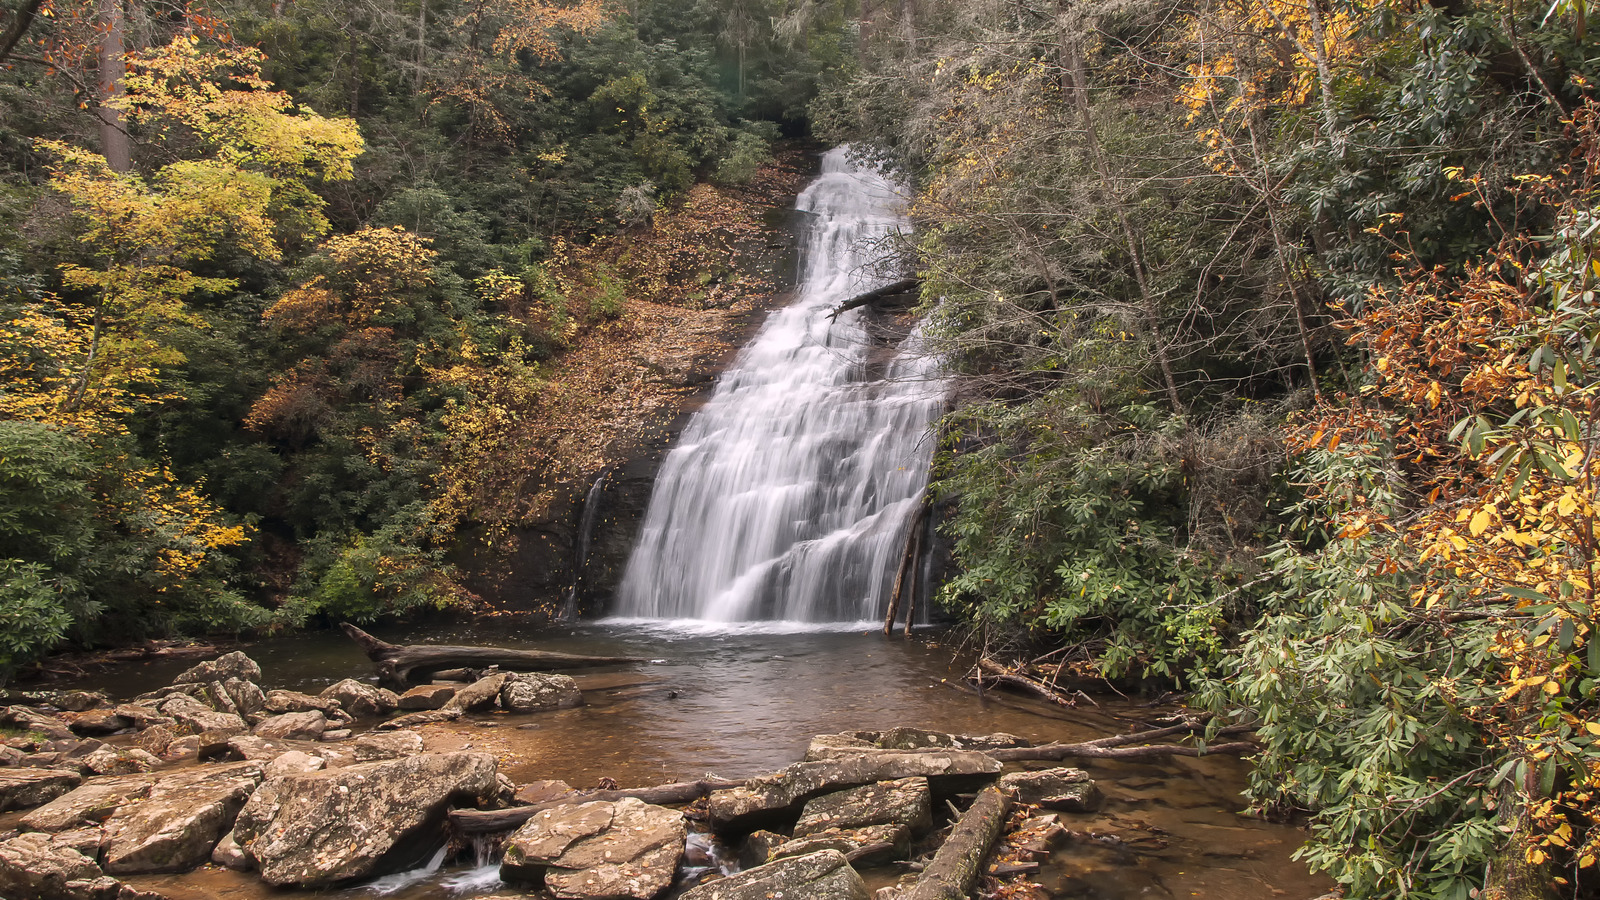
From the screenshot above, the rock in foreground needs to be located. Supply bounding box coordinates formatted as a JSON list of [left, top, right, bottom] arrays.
[[233, 751, 497, 887], [501, 797, 686, 900], [679, 849, 869, 900]]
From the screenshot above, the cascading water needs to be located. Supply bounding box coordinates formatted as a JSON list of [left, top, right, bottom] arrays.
[[613, 147, 946, 625]]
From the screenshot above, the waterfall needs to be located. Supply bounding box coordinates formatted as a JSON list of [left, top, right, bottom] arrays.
[[563, 469, 610, 620], [613, 147, 946, 624]]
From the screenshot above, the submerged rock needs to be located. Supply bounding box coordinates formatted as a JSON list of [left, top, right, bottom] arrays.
[[232, 751, 497, 887], [500, 797, 686, 900], [678, 849, 869, 900], [100, 761, 263, 874], [352, 730, 423, 761]]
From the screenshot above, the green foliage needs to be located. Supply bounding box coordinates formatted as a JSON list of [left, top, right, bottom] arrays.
[[0, 561, 72, 683]]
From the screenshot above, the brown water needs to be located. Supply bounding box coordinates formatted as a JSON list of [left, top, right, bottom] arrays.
[[62, 622, 1331, 900]]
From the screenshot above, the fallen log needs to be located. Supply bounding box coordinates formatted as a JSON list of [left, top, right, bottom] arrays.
[[828, 278, 921, 320], [908, 785, 1013, 900], [340, 623, 646, 687], [984, 723, 1256, 762], [449, 777, 744, 834]]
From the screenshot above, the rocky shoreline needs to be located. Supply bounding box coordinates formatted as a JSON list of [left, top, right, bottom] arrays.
[[0, 651, 1107, 900]]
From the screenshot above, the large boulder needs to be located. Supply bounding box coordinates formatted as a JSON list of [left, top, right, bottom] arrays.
[[444, 673, 509, 712], [997, 767, 1103, 812], [705, 751, 1001, 832], [319, 679, 399, 719], [221, 678, 267, 718], [678, 849, 868, 900], [0, 767, 83, 812], [172, 651, 262, 685], [156, 694, 246, 737], [794, 778, 931, 837], [113, 706, 174, 732], [500, 797, 686, 900], [22, 774, 158, 832], [232, 751, 497, 887], [100, 761, 263, 874], [498, 673, 582, 713]]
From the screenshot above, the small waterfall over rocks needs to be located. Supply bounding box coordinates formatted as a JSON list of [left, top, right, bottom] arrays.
[[612, 147, 946, 625]]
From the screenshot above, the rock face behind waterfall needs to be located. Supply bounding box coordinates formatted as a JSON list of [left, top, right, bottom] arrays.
[[615, 147, 946, 623]]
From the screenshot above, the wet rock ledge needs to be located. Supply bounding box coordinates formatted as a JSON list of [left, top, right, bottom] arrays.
[[0, 652, 1109, 900]]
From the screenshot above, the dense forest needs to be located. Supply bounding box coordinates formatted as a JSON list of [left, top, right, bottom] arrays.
[[1, 0, 1599, 895]]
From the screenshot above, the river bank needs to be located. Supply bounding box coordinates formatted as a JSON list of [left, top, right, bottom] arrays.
[[0, 625, 1333, 900]]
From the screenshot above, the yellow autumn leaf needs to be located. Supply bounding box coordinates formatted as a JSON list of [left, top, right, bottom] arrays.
[[1470, 509, 1492, 536]]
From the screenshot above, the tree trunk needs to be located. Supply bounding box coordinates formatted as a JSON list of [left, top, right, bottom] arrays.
[[95, 0, 131, 173], [1063, 32, 1182, 412]]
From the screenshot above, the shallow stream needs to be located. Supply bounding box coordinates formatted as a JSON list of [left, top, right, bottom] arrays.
[[48, 621, 1333, 900]]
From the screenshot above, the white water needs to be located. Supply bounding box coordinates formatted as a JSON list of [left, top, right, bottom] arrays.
[[613, 146, 945, 624]]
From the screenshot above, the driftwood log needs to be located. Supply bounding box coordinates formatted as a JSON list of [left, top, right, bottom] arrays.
[[828, 278, 922, 320], [449, 778, 744, 834], [974, 658, 1098, 709], [908, 785, 1013, 900], [340, 623, 646, 687]]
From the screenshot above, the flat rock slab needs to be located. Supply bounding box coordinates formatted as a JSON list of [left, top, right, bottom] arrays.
[[253, 711, 327, 741], [997, 768, 1103, 812], [501, 797, 686, 900], [397, 684, 458, 710], [233, 751, 497, 887], [352, 731, 424, 761], [262, 690, 341, 716], [3, 706, 76, 741], [706, 751, 1001, 832], [794, 777, 931, 837], [101, 761, 263, 874], [679, 849, 869, 900], [0, 767, 83, 812], [772, 823, 910, 866], [21, 774, 157, 832]]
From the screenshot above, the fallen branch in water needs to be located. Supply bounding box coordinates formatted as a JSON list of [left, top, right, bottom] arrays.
[[974, 658, 1099, 709], [449, 777, 743, 834]]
